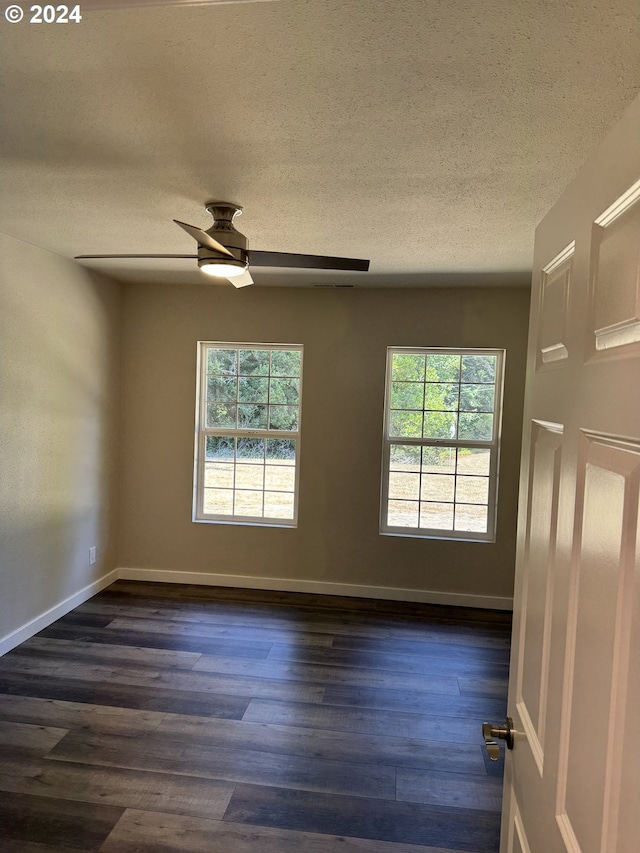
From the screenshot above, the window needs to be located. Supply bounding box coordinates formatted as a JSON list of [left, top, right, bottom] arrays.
[[193, 342, 303, 526], [380, 348, 504, 541]]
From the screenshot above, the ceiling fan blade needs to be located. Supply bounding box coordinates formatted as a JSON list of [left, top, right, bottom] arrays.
[[174, 220, 234, 257], [230, 269, 254, 288], [75, 253, 198, 259], [249, 250, 369, 271]]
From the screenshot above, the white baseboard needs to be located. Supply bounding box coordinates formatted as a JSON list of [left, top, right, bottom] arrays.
[[118, 567, 513, 611], [0, 569, 119, 656]]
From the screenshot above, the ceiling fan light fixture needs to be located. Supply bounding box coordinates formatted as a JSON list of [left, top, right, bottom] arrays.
[[198, 258, 247, 278]]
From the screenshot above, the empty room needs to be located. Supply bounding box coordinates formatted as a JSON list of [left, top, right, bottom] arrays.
[[0, 1, 638, 851]]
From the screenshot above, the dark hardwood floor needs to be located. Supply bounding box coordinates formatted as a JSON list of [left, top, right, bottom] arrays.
[[0, 581, 511, 852]]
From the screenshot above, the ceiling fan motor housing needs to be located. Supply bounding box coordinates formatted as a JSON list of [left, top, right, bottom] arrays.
[[204, 201, 248, 262]]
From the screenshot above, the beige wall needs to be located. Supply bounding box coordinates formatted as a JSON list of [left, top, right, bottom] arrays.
[[0, 234, 122, 642], [118, 283, 529, 602]]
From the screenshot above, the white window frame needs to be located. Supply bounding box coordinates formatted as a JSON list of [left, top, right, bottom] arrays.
[[380, 347, 505, 542], [193, 341, 303, 527]]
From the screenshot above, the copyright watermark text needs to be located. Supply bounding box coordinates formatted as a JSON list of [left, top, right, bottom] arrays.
[[4, 4, 83, 24]]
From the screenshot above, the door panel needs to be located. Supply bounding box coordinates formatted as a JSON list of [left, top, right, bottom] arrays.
[[589, 181, 640, 354], [537, 245, 573, 368], [557, 436, 640, 853], [516, 421, 563, 774]]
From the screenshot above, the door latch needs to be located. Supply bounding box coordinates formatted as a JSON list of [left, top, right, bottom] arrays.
[[482, 717, 514, 760]]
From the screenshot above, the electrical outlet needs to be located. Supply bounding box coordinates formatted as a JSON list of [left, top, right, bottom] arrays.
[[89, 546, 97, 566]]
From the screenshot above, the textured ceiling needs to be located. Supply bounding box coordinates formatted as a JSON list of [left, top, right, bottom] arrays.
[[1, 0, 638, 287]]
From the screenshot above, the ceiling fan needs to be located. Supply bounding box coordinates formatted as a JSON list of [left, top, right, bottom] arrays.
[[75, 202, 370, 288]]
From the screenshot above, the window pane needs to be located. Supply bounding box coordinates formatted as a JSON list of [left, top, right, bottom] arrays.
[[239, 349, 269, 376], [266, 438, 296, 463], [423, 411, 457, 439], [420, 502, 454, 530], [270, 378, 300, 405], [264, 465, 295, 491], [458, 413, 493, 440], [204, 463, 234, 489], [235, 464, 264, 489], [422, 446, 456, 474], [389, 471, 420, 501], [456, 448, 491, 476], [424, 383, 458, 411], [392, 353, 425, 382], [265, 491, 295, 519], [204, 488, 233, 514], [238, 404, 268, 429], [387, 500, 419, 527], [271, 350, 301, 377], [237, 438, 264, 461], [207, 402, 236, 428], [389, 410, 422, 438], [269, 405, 299, 431], [461, 354, 496, 383], [205, 436, 235, 461], [426, 354, 460, 382], [208, 348, 237, 375], [390, 444, 421, 472], [456, 476, 489, 504], [459, 385, 495, 413], [238, 377, 268, 403], [235, 490, 264, 516], [391, 381, 424, 410], [454, 504, 488, 532], [208, 375, 236, 402], [421, 474, 455, 502]]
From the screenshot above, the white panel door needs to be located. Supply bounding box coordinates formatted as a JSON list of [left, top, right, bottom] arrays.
[[500, 96, 639, 853]]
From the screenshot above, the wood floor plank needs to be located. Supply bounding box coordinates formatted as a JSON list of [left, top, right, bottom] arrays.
[[223, 783, 501, 851], [192, 654, 461, 695], [37, 623, 274, 659], [243, 698, 482, 743], [0, 721, 70, 779], [10, 636, 204, 670], [38, 658, 327, 703], [0, 694, 167, 735], [321, 683, 507, 717], [0, 671, 251, 718], [105, 615, 335, 648], [0, 789, 123, 850], [55, 611, 115, 629], [79, 599, 388, 638], [0, 840, 92, 853], [0, 759, 234, 820], [457, 676, 510, 697], [100, 808, 458, 853], [8, 653, 319, 703], [0, 656, 63, 676], [267, 644, 508, 678], [47, 729, 398, 800], [396, 768, 503, 811], [331, 634, 511, 661], [155, 714, 487, 775], [0, 720, 68, 752]]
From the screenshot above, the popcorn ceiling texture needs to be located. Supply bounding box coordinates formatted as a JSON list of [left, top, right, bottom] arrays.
[[0, 0, 638, 286]]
